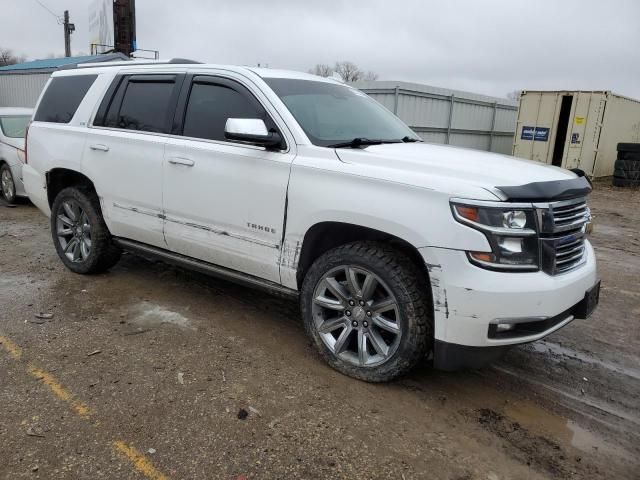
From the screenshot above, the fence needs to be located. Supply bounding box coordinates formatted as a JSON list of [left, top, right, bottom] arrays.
[[353, 80, 518, 155]]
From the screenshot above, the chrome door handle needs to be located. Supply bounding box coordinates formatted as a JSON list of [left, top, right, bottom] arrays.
[[168, 157, 195, 167], [90, 144, 109, 152]]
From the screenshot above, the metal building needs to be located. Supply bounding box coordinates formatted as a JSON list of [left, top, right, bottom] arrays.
[[353, 80, 518, 155], [513, 90, 640, 177], [0, 54, 128, 108]]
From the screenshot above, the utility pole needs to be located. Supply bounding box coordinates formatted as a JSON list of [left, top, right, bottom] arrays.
[[63, 10, 75, 57]]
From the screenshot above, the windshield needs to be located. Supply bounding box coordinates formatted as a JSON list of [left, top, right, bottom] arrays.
[[0, 115, 30, 139], [264, 78, 419, 147]]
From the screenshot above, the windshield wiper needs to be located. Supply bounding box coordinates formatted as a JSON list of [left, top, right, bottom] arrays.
[[328, 138, 402, 148], [402, 136, 421, 143]]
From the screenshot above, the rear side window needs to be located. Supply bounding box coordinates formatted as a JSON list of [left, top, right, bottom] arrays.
[[116, 80, 175, 133], [97, 75, 179, 134], [34, 75, 97, 123], [0, 116, 30, 138], [182, 82, 264, 141]]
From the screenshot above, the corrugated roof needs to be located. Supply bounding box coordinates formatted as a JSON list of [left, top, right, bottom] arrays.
[[0, 53, 129, 73]]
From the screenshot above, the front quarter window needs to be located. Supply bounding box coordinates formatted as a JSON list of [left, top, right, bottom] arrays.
[[264, 78, 419, 147]]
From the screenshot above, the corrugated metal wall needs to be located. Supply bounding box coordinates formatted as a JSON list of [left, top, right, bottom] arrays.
[[353, 80, 518, 155], [0, 73, 51, 108]]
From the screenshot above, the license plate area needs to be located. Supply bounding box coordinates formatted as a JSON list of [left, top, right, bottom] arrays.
[[574, 280, 601, 319]]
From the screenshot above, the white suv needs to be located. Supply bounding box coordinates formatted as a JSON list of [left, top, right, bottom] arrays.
[[23, 61, 599, 382]]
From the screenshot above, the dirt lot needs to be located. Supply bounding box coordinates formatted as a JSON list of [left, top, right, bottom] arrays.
[[1, 180, 639, 480]]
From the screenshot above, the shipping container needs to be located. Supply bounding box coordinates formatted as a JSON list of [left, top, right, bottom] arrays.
[[353, 80, 518, 155], [513, 91, 640, 177]]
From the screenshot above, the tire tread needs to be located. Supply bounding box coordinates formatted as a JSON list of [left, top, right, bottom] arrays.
[[301, 241, 432, 382], [51, 186, 121, 274]]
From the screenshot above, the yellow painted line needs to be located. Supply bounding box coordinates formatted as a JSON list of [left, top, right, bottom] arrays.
[[27, 365, 93, 419], [0, 335, 23, 359], [113, 441, 168, 480], [1, 334, 170, 479]]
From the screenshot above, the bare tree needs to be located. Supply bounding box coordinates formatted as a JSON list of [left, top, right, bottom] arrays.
[[308, 61, 379, 82], [506, 90, 521, 101], [308, 63, 334, 77], [363, 70, 379, 81], [0, 48, 25, 67], [334, 61, 363, 82]]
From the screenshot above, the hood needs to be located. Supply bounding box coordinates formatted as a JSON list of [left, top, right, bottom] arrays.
[[335, 142, 577, 200]]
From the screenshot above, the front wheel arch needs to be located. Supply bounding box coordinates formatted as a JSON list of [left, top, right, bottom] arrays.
[[296, 221, 430, 291]]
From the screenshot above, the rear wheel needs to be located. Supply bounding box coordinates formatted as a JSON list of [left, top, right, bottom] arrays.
[[50, 187, 121, 274], [301, 241, 432, 382], [1, 164, 16, 203]]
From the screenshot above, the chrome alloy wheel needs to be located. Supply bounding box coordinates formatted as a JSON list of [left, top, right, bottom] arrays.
[[56, 199, 92, 262], [311, 265, 402, 367], [1, 168, 14, 200]]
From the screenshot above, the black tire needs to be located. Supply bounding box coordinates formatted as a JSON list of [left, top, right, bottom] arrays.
[[614, 159, 640, 171], [613, 169, 640, 181], [50, 186, 121, 274], [300, 241, 432, 382], [612, 176, 640, 187], [0, 163, 16, 203], [617, 151, 640, 161], [617, 143, 640, 153]]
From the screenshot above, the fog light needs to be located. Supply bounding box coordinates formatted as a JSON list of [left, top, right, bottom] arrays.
[[498, 237, 523, 253], [495, 323, 515, 332]]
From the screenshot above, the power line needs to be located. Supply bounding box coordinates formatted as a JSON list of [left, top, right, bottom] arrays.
[[32, 0, 63, 23]]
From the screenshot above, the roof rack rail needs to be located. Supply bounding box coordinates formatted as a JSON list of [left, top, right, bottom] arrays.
[[168, 58, 202, 64], [77, 59, 159, 68], [75, 58, 202, 69]]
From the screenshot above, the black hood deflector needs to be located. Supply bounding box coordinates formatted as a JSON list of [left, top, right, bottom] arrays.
[[496, 176, 592, 202]]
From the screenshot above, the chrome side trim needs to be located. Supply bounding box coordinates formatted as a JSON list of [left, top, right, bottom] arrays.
[[163, 214, 280, 249], [112, 202, 279, 249], [113, 202, 164, 219], [113, 238, 298, 298]]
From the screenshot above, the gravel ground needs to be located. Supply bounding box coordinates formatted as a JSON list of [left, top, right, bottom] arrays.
[[0, 180, 638, 479]]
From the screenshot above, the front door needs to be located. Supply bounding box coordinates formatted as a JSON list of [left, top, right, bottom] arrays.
[[162, 74, 295, 282]]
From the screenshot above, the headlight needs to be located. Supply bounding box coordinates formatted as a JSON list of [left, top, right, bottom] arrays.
[[451, 202, 539, 272]]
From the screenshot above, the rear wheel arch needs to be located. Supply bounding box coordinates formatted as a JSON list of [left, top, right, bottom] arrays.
[[46, 168, 96, 208], [296, 221, 430, 293]]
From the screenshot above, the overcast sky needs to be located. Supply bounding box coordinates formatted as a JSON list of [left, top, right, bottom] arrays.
[[2, 0, 639, 99]]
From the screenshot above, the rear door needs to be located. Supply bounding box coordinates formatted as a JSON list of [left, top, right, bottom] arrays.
[[84, 73, 184, 248], [162, 73, 295, 282]]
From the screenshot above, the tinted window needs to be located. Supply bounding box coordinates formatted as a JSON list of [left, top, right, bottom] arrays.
[[0, 116, 30, 138], [182, 82, 264, 141], [34, 75, 97, 123], [264, 78, 417, 147], [115, 80, 175, 133]]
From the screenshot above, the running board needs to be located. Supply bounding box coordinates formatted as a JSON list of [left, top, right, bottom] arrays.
[[113, 238, 298, 298]]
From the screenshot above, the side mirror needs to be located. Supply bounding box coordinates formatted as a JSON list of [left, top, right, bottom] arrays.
[[224, 118, 283, 149]]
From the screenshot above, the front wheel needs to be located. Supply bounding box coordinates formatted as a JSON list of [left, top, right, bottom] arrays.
[[50, 187, 121, 274], [301, 242, 432, 382]]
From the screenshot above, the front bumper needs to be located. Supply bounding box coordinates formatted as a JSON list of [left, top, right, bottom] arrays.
[[419, 242, 598, 366]]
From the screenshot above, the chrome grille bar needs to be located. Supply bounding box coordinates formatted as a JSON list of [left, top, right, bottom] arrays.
[[537, 196, 590, 275]]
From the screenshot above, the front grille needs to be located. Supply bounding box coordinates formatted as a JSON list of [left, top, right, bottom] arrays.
[[537, 197, 591, 275]]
